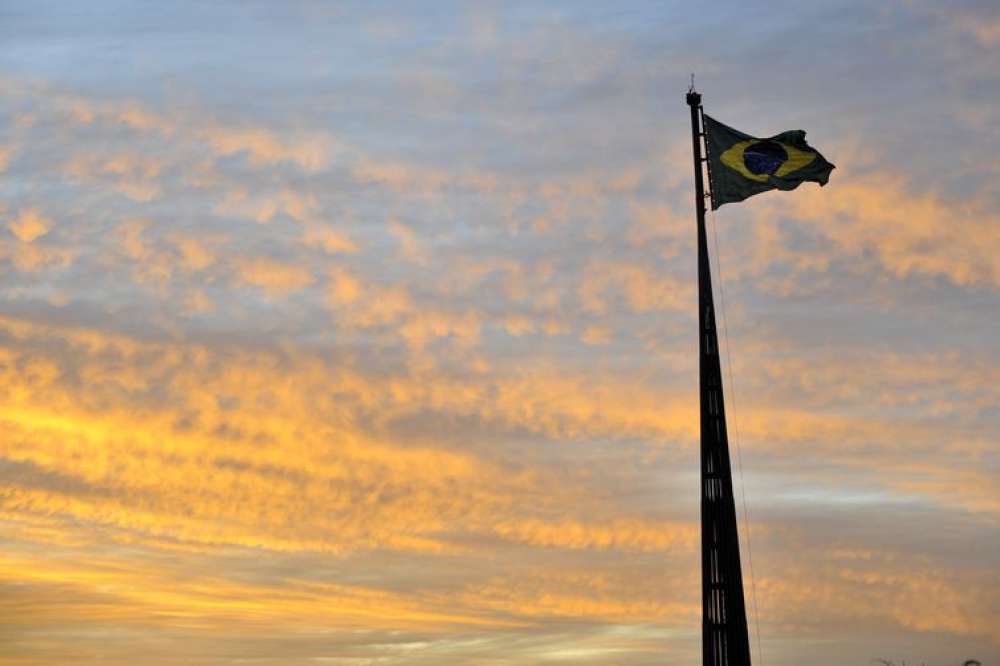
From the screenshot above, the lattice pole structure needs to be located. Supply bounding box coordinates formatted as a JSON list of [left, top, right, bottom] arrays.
[[687, 87, 752, 666]]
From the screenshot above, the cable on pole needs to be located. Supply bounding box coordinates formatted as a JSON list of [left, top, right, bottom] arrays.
[[708, 203, 764, 666]]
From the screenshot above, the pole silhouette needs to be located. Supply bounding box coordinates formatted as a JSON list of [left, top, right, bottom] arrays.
[[687, 86, 753, 666]]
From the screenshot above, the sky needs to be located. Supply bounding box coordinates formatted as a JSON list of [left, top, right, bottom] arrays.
[[0, 1, 998, 664]]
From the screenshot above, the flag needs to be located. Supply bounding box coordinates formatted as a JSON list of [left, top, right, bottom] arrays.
[[703, 114, 835, 209]]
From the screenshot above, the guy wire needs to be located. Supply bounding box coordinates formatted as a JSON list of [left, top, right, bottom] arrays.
[[708, 202, 764, 666]]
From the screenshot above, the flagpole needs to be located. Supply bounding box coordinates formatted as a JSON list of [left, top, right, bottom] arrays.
[[686, 86, 753, 666]]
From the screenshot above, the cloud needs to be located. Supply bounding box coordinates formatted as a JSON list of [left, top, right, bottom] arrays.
[[457, 570, 694, 623], [35, 84, 335, 175], [389, 218, 427, 264], [325, 267, 362, 305], [955, 14, 1000, 46], [491, 518, 696, 553], [7, 208, 52, 243], [751, 547, 999, 639], [578, 260, 692, 315], [748, 172, 1000, 288], [581, 325, 612, 345], [233, 256, 315, 295], [0, 315, 690, 561], [63, 153, 164, 202], [1, 10, 998, 660], [302, 223, 357, 254], [170, 236, 215, 272], [204, 128, 334, 172], [919, 3, 1000, 47], [0, 209, 72, 273]]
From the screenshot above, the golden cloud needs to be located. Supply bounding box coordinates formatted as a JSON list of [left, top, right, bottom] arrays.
[[752, 173, 1000, 287], [233, 257, 315, 295], [7, 208, 52, 243]]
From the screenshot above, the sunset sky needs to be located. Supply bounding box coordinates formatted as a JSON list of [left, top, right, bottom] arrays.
[[1, 2, 998, 664]]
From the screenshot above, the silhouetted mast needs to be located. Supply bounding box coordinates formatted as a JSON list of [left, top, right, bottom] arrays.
[[687, 85, 752, 666]]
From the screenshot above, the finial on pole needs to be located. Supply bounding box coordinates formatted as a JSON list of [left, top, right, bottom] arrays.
[[686, 73, 701, 107]]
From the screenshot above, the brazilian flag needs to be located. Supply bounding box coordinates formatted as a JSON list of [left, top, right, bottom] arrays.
[[704, 115, 835, 210]]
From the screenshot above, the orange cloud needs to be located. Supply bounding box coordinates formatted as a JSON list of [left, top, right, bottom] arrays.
[[752, 173, 1000, 287], [753, 551, 999, 640], [0, 209, 72, 273], [63, 152, 164, 202], [491, 518, 696, 552], [204, 128, 333, 172], [578, 260, 692, 315], [3, 77, 997, 663], [170, 236, 215, 272], [326, 267, 362, 305], [233, 256, 314, 295], [7, 208, 52, 243], [302, 223, 357, 253], [389, 218, 426, 264], [0, 146, 13, 171]]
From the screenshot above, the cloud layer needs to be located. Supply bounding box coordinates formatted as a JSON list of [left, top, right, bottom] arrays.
[[0, 1, 998, 664]]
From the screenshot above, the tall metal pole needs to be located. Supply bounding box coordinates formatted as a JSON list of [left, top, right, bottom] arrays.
[[687, 87, 752, 666]]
